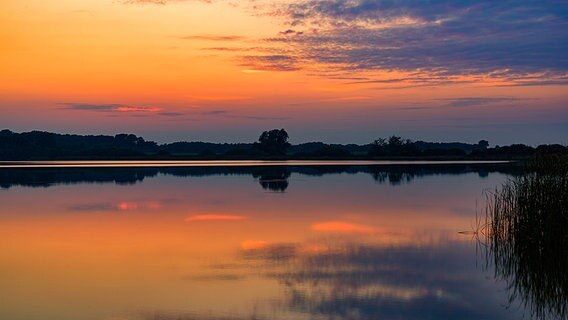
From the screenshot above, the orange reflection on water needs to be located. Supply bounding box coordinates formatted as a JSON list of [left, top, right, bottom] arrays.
[[0, 167, 511, 319], [117, 201, 139, 210], [240, 240, 269, 251], [312, 221, 376, 234]]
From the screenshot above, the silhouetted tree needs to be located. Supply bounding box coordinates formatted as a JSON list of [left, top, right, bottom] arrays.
[[478, 140, 489, 149], [254, 129, 291, 155], [369, 135, 418, 157], [536, 144, 568, 155]]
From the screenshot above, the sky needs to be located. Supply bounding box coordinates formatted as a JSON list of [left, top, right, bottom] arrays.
[[0, 0, 567, 145]]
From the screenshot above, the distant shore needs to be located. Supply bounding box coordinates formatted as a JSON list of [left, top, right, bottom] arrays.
[[1, 129, 565, 161]]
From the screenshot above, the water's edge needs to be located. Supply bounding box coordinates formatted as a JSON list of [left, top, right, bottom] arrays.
[[0, 160, 513, 168]]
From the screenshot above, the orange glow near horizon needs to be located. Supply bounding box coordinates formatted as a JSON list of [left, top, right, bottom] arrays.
[[0, 0, 566, 144]]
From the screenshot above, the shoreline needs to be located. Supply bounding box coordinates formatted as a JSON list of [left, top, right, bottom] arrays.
[[0, 159, 515, 168]]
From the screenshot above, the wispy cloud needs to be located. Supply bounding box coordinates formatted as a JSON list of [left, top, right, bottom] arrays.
[[123, 0, 169, 4], [61, 103, 194, 119], [201, 110, 228, 115], [279, 29, 304, 37], [181, 35, 246, 41], [123, 0, 212, 4], [63, 103, 163, 113], [158, 112, 185, 117], [114, 106, 162, 112], [201, 47, 253, 52], [437, 97, 535, 108], [240, 54, 300, 71]]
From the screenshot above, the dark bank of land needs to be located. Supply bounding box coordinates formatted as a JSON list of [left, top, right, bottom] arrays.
[[1, 128, 566, 161]]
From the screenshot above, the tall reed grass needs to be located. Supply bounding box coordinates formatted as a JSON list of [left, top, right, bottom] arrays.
[[486, 155, 568, 319]]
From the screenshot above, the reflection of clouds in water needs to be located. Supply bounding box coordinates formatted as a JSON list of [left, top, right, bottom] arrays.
[[241, 241, 298, 262], [138, 312, 269, 320], [234, 238, 518, 320], [185, 214, 248, 222], [312, 221, 376, 234], [240, 240, 269, 250], [140, 237, 518, 320], [68, 200, 162, 212]]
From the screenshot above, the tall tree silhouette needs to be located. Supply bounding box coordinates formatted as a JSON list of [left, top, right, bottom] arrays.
[[255, 129, 291, 155]]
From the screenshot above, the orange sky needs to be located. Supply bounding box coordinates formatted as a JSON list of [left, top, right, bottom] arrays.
[[1, 0, 567, 144]]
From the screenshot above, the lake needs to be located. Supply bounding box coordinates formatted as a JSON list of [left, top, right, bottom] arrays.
[[0, 161, 535, 320]]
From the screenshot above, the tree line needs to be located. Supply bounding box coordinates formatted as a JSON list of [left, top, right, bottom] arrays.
[[0, 128, 566, 160]]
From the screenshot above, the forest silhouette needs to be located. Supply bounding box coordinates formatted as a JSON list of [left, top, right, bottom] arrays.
[[1, 129, 566, 160]]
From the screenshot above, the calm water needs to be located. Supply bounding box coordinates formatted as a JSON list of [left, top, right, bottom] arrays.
[[0, 162, 532, 320]]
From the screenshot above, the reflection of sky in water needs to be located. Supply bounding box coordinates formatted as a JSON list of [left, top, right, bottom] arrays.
[[0, 165, 525, 320]]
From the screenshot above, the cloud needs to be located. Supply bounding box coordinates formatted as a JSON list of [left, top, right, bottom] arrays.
[[252, 0, 568, 85], [202, 110, 228, 115], [123, 0, 212, 4], [158, 112, 185, 117], [63, 103, 191, 117], [495, 78, 568, 87], [185, 214, 248, 221], [115, 106, 161, 112], [240, 54, 300, 71], [63, 103, 163, 113], [201, 47, 252, 52], [437, 97, 534, 108], [279, 29, 304, 37], [181, 35, 246, 41], [122, 0, 169, 4]]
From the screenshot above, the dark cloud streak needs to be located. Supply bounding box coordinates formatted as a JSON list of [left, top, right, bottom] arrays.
[[437, 97, 535, 108], [181, 35, 246, 41]]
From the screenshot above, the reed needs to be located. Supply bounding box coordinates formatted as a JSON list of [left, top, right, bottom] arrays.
[[485, 155, 568, 319]]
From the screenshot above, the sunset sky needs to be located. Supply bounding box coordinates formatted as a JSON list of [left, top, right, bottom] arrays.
[[1, 0, 567, 145]]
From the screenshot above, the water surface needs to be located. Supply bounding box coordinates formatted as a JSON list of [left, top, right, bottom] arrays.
[[0, 162, 529, 320]]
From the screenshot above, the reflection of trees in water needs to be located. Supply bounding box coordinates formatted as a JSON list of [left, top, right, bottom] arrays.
[[370, 165, 497, 185], [485, 156, 568, 320], [0, 163, 518, 190], [252, 167, 290, 192], [371, 171, 413, 185]]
